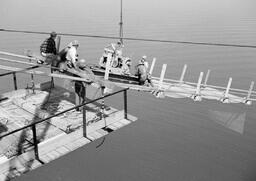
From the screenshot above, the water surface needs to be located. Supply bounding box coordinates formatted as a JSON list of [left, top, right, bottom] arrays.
[[0, 0, 256, 180]]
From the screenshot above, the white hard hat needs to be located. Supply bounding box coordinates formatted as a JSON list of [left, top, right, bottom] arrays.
[[72, 40, 79, 46], [77, 59, 86, 68], [142, 55, 147, 60], [67, 42, 73, 48]]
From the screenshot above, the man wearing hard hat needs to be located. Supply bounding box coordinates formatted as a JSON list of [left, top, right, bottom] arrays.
[[135, 55, 154, 87], [65, 40, 79, 69]]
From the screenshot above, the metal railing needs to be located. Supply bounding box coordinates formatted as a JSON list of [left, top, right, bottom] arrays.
[[0, 65, 39, 90], [0, 66, 129, 161]]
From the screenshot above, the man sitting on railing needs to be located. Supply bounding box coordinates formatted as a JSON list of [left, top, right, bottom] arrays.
[[39, 31, 58, 65], [57, 40, 79, 72], [99, 41, 124, 68]]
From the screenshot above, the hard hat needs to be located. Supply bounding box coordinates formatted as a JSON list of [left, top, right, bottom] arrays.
[[67, 42, 73, 48], [77, 59, 86, 68], [72, 40, 79, 46], [50, 31, 57, 37], [142, 55, 147, 60], [125, 59, 131, 66]]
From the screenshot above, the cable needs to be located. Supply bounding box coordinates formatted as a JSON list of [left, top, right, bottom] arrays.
[[1, 28, 256, 49], [96, 87, 107, 149]]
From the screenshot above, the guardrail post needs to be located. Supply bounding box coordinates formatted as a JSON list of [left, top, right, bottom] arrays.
[[82, 87, 87, 137], [50, 69, 55, 88], [32, 124, 39, 160], [101, 87, 105, 121], [12, 72, 17, 90], [124, 89, 128, 119], [82, 105, 87, 137]]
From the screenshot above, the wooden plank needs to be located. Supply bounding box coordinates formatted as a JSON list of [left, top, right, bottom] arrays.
[[39, 154, 52, 163], [127, 114, 138, 122], [96, 129, 108, 136], [111, 122, 123, 129], [47, 150, 61, 161], [87, 131, 102, 140], [0, 51, 39, 61], [55, 146, 70, 155], [106, 124, 118, 130], [0, 64, 92, 83], [119, 119, 131, 125]]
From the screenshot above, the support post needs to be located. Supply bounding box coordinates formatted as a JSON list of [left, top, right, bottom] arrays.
[[50, 69, 55, 88], [31, 73, 35, 94], [100, 87, 106, 125], [104, 54, 112, 80], [192, 72, 203, 101], [195, 72, 204, 95], [124, 89, 128, 119], [224, 77, 232, 98], [32, 124, 39, 160], [149, 58, 156, 75], [203, 69, 211, 87], [12, 72, 17, 90], [221, 77, 232, 103], [56, 36, 61, 53], [158, 64, 167, 90], [82, 87, 87, 137], [244, 81, 254, 105], [179, 64, 187, 84]]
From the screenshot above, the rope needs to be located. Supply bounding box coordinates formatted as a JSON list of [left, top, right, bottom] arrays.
[[96, 87, 107, 148], [1, 28, 256, 49]]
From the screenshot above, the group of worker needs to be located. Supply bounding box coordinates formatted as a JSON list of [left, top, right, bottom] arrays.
[[39, 31, 153, 87]]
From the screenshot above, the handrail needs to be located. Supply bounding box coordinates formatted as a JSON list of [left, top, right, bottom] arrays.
[[0, 65, 39, 77], [0, 87, 129, 139], [0, 64, 130, 161], [0, 65, 40, 90]]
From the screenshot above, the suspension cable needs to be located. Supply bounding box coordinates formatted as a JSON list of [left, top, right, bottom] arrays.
[[1, 28, 256, 49]]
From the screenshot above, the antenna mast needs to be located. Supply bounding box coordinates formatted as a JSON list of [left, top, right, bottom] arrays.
[[119, 0, 123, 44]]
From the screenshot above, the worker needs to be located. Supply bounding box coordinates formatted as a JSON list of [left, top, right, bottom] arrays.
[[100, 41, 124, 68], [121, 58, 132, 75], [74, 59, 87, 107], [135, 55, 154, 87], [74, 59, 99, 108], [56, 40, 80, 72], [39, 31, 57, 64], [65, 40, 79, 69]]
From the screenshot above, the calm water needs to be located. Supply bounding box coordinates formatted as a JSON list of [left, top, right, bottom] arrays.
[[1, 0, 256, 180]]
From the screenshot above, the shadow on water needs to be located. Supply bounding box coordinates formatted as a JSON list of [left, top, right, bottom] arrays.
[[208, 109, 246, 134]]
